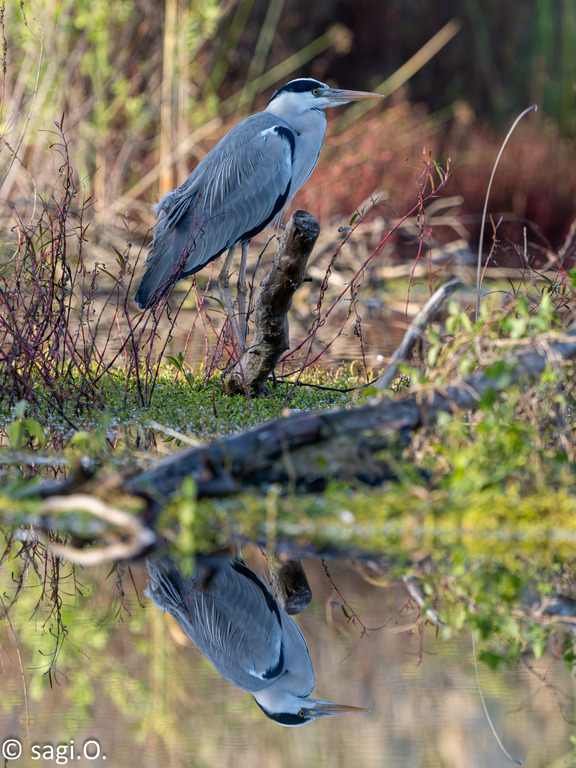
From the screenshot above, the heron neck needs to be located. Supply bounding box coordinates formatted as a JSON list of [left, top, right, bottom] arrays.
[[265, 106, 327, 194], [252, 679, 310, 714], [265, 101, 327, 138]]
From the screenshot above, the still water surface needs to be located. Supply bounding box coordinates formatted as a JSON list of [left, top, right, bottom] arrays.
[[0, 552, 574, 767]]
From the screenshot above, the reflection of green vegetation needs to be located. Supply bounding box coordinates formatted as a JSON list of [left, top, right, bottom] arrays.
[[1, 547, 575, 765], [187, 480, 576, 670], [0, 554, 197, 757]]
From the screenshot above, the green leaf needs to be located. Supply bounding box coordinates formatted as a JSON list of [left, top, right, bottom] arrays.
[[7, 421, 24, 448]]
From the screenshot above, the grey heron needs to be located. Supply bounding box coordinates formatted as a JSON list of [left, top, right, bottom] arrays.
[[145, 556, 367, 726], [135, 78, 383, 345]]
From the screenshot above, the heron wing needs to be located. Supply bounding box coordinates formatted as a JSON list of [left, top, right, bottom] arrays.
[[146, 558, 286, 692], [135, 113, 295, 307]]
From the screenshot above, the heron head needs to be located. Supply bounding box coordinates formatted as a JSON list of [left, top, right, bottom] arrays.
[[255, 694, 369, 727], [267, 78, 383, 116]]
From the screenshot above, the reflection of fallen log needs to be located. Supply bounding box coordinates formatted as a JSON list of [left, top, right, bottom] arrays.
[[18, 493, 157, 565], [127, 326, 576, 501]]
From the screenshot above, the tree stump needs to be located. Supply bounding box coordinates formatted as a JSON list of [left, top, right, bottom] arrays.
[[222, 210, 320, 395]]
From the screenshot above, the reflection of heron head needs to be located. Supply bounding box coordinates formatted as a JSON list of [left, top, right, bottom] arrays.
[[255, 695, 369, 727]]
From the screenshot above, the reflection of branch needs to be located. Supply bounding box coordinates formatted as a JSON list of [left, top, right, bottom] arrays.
[[3, 540, 78, 686], [402, 576, 445, 627], [321, 559, 389, 638], [520, 652, 576, 725], [18, 495, 157, 566], [0, 593, 30, 736], [113, 564, 146, 621], [472, 630, 523, 765]]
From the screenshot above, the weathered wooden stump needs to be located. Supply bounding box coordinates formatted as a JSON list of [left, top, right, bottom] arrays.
[[222, 210, 320, 395]]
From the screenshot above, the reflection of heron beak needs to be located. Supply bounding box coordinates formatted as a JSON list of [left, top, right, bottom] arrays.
[[310, 698, 370, 717], [326, 88, 383, 103]]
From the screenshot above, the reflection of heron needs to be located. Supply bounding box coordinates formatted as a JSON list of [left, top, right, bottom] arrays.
[[135, 78, 382, 344], [146, 557, 366, 726]]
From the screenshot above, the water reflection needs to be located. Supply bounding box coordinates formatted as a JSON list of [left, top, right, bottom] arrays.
[[145, 555, 367, 726], [1, 550, 575, 766]]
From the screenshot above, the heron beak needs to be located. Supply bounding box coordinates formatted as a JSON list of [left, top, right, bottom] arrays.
[[309, 698, 370, 718], [325, 88, 384, 105]]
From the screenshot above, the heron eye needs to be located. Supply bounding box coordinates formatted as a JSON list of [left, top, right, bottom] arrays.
[[298, 710, 306, 718], [312, 88, 319, 96]]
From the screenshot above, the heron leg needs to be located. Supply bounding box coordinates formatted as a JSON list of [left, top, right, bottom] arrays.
[[218, 245, 246, 353], [236, 241, 250, 342]]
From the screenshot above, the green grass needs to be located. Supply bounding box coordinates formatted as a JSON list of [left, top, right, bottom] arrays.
[[0, 364, 357, 453]]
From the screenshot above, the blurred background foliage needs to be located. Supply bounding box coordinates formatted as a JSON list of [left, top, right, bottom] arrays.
[[1, 0, 575, 256]]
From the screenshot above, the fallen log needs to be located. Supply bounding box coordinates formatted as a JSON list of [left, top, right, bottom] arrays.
[[126, 326, 576, 502], [375, 276, 463, 391]]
